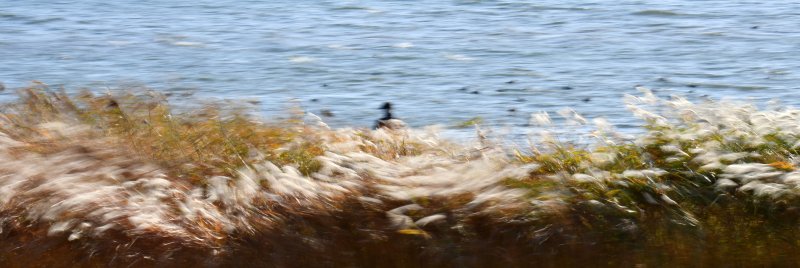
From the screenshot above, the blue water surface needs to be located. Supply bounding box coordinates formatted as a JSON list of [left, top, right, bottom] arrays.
[[1, 0, 799, 137]]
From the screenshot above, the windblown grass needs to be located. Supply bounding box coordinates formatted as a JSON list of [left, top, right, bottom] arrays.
[[0, 84, 327, 182], [2, 85, 800, 267]]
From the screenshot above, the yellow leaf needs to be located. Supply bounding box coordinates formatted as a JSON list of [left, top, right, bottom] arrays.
[[397, 229, 431, 238], [769, 161, 794, 171]]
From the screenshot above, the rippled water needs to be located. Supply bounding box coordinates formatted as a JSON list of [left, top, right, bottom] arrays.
[[1, 0, 799, 136]]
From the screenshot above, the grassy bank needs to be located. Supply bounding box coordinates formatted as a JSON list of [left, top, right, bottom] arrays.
[[2, 85, 800, 267]]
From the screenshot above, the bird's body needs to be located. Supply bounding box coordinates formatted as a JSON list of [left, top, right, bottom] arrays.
[[377, 118, 407, 130], [375, 102, 407, 130]]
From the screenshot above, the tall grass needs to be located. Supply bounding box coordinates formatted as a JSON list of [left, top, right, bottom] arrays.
[[0, 85, 327, 182], [2, 85, 800, 267]]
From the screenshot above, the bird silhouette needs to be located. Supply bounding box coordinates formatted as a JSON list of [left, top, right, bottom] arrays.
[[375, 102, 407, 130]]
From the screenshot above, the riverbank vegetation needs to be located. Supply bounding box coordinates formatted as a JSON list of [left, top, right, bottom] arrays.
[[2, 84, 800, 267]]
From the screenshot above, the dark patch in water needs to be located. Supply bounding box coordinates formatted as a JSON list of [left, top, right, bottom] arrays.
[[685, 82, 768, 90], [497, 88, 533, 93], [632, 10, 682, 17], [331, 6, 372, 11], [0, 13, 23, 19], [25, 17, 65, 25]]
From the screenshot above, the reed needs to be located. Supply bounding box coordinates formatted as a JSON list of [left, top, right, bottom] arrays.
[[2, 85, 800, 267]]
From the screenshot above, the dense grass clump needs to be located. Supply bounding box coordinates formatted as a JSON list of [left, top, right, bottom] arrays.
[[3, 85, 800, 267], [0, 85, 327, 182]]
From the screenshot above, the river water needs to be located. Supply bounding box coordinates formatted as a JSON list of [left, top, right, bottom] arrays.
[[2, 1, 799, 137]]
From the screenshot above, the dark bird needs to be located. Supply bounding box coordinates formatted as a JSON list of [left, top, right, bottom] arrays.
[[106, 99, 120, 109], [375, 102, 407, 130]]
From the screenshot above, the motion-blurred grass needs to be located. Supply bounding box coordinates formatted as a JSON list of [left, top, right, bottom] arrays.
[[2, 85, 800, 267]]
